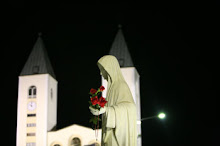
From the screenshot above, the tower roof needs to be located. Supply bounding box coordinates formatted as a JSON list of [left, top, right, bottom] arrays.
[[20, 34, 56, 79], [109, 26, 134, 67]]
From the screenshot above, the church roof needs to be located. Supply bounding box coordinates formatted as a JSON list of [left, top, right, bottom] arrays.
[[20, 34, 56, 79], [109, 26, 134, 67]]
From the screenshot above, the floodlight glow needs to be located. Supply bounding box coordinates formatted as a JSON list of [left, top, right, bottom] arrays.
[[158, 113, 166, 119]]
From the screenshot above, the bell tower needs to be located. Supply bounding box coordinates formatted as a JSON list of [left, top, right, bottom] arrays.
[[16, 33, 57, 146], [101, 25, 142, 146]]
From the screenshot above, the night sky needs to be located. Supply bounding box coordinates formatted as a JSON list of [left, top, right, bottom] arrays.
[[3, 2, 219, 146]]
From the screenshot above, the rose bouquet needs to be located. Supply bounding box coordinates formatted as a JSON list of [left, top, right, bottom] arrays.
[[89, 85, 107, 140], [88, 85, 107, 126]]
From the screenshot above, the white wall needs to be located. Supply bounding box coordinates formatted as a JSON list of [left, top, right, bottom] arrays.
[[17, 74, 57, 146], [47, 75, 58, 131]]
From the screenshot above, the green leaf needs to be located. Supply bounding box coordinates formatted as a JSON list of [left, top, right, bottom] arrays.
[[93, 120, 96, 125], [91, 116, 101, 125], [89, 118, 93, 123], [95, 104, 99, 109], [89, 116, 98, 125]]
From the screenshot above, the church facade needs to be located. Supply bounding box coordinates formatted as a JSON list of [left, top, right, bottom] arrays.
[[16, 28, 141, 146]]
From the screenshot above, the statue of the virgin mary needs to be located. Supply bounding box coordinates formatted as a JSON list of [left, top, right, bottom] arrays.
[[90, 55, 137, 146]]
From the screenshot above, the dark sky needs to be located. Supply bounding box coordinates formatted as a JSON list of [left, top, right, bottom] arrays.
[[2, 2, 219, 146]]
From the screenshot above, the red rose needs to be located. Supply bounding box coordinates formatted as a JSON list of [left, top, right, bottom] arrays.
[[91, 96, 99, 105], [99, 86, 105, 92], [90, 88, 97, 94], [98, 96, 107, 107]]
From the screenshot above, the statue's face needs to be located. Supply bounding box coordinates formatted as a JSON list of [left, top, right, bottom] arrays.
[[99, 66, 108, 81]]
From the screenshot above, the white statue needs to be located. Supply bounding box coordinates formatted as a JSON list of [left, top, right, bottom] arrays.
[[90, 55, 137, 146]]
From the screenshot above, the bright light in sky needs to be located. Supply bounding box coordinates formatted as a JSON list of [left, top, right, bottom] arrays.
[[158, 113, 166, 119]]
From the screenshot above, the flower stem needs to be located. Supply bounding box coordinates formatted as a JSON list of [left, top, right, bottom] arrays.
[[95, 112, 99, 141]]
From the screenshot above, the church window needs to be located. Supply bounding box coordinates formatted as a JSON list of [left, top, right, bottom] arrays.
[[27, 133, 36, 136], [28, 86, 37, 98], [32, 65, 39, 74], [27, 123, 36, 127], [51, 142, 62, 146], [27, 114, 36, 117], [26, 142, 36, 146], [51, 88, 53, 100], [70, 137, 81, 146]]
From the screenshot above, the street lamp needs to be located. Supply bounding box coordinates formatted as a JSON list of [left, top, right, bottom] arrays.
[[140, 112, 166, 122], [136, 112, 166, 141], [158, 112, 166, 119]]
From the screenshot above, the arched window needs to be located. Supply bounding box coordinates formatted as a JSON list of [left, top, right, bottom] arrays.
[[28, 86, 37, 98], [50, 142, 62, 146], [70, 137, 81, 146]]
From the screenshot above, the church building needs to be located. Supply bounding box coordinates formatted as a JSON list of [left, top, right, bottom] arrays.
[[16, 27, 141, 146]]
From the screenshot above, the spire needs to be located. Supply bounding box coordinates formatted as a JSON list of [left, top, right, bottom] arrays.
[[20, 33, 56, 79], [109, 25, 134, 67]]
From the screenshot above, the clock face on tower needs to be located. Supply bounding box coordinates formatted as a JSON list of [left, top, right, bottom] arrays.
[[27, 101, 36, 111]]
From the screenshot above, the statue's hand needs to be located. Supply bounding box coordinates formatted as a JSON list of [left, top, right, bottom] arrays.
[[89, 106, 106, 116], [89, 106, 99, 116], [99, 106, 106, 115]]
